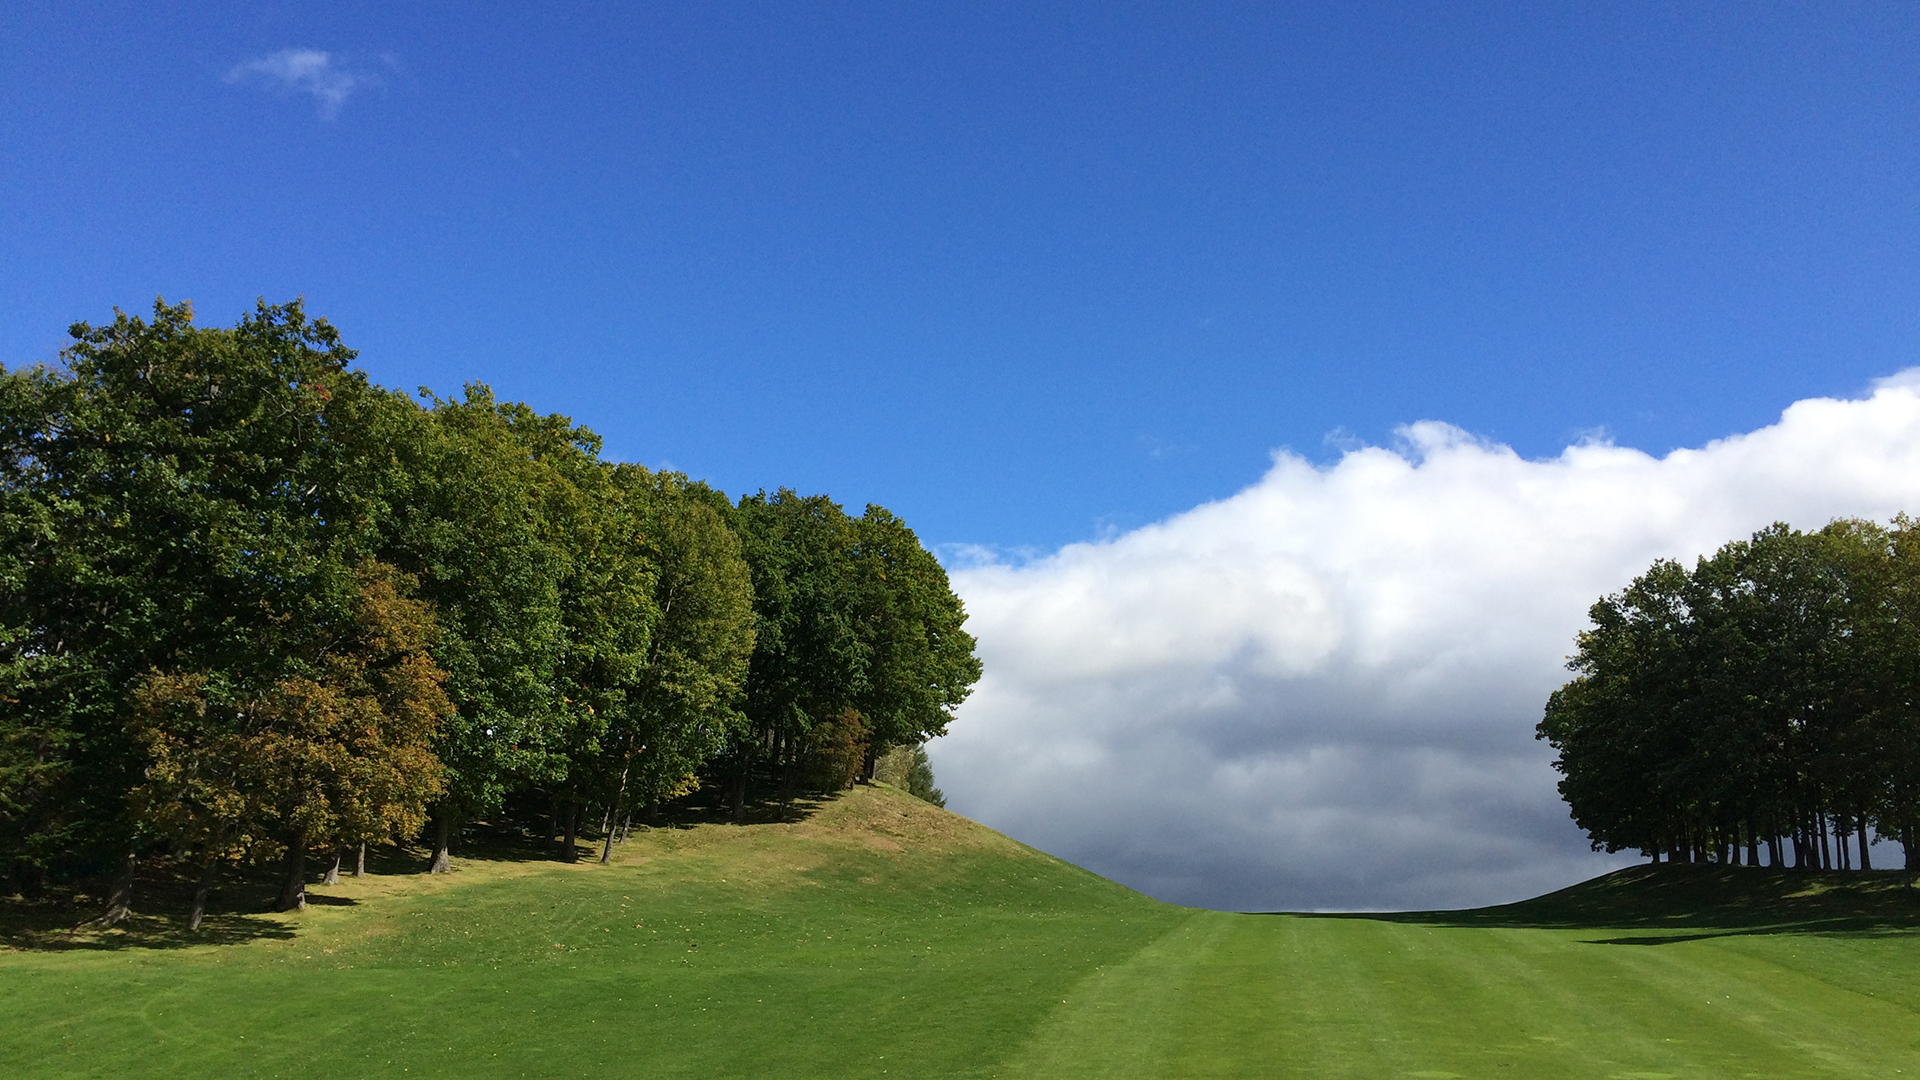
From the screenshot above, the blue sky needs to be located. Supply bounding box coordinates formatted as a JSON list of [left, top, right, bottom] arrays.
[[5, 2, 1920, 553]]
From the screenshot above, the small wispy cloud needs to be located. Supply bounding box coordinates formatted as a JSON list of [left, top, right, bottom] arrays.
[[224, 49, 383, 119]]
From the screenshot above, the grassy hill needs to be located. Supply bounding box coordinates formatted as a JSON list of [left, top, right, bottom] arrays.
[[5, 786, 1920, 1078]]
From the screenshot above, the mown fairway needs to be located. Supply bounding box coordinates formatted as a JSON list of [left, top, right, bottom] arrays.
[[5, 786, 1920, 1079]]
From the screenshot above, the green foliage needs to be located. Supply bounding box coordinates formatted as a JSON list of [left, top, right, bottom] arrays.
[[904, 744, 945, 807], [726, 492, 982, 811], [0, 299, 407, 870], [869, 743, 945, 805], [852, 506, 981, 753], [1540, 518, 1920, 871], [0, 299, 979, 902], [584, 467, 755, 846], [382, 386, 572, 828]]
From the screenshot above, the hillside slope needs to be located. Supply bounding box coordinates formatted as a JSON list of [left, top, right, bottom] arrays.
[[5, 787, 1920, 1078]]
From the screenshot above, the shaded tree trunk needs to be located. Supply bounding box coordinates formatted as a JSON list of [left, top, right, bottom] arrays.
[[323, 851, 342, 886], [731, 744, 750, 824], [13, 861, 46, 900], [354, 841, 366, 878], [1904, 820, 1916, 886], [563, 798, 581, 863], [80, 851, 137, 929], [1859, 815, 1872, 871], [188, 855, 218, 932], [602, 750, 633, 864], [779, 746, 799, 805], [428, 807, 452, 874], [277, 841, 307, 912]]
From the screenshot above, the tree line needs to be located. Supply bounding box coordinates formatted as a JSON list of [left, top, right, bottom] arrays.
[[0, 300, 981, 925], [1539, 518, 1920, 875]]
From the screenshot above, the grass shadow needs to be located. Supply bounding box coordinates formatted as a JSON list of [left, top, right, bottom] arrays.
[[1295, 864, 1920, 944]]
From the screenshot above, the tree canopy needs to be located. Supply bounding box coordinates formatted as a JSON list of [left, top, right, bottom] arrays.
[[1540, 518, 1920, 873], [0, 300, 979, 921]]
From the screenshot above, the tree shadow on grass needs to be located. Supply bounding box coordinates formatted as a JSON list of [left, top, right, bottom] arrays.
[[0, 856, 301, 952], [1, 847, 409, 952], [651, 786, 834, 829], [2, 908, 299, 952], [461, 787, 836, 866], [3, 787, 852, 952], [1293, 864, 1920, 945]]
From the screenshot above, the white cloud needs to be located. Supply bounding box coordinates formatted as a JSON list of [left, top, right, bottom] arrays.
[[225, 49, 381, 118], [935, 374, 1920, 911]]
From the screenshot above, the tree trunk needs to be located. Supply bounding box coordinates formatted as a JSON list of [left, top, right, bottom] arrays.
[[780, 747, 798, 805], [277, 841, 308, 912], [1904, 820, 1916, 887], [563, 799, 580, 863], [428, 807, 452, 874], [354, 841, 366, 878], [731, 745, 750, 825], [1819, 814, 1832, 870], [1859, 814, 1872, 871], [14, 861, 46, 900], [1746, 825, 1759, 868], [1768, 834, 1782, 869], [188, 855, 218, 932], [601, 752, 633, 865], [323, 851, 342, 886], [80, 851, 137, 929]]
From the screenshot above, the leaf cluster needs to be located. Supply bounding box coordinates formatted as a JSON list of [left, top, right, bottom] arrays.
[[1540, 518, 1920, 869]]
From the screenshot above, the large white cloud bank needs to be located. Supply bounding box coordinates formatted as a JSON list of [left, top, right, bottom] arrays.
[[935, 376, 1920, 912]]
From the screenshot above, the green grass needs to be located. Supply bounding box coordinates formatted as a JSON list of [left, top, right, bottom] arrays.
[[5, 787, 1920, 1078]]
